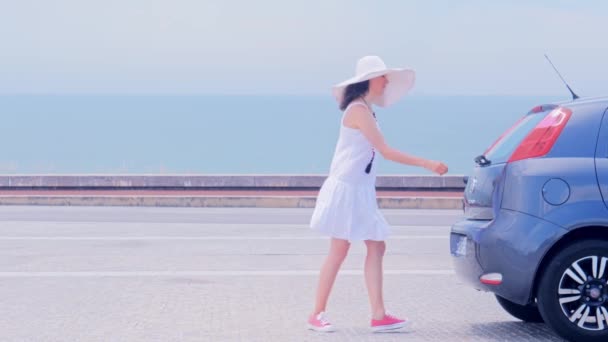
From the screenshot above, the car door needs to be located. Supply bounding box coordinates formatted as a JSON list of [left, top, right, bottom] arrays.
[[594, 106, 608, 208]]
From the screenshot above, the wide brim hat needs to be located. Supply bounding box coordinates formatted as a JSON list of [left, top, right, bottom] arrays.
[[332, 56, 415, 107]]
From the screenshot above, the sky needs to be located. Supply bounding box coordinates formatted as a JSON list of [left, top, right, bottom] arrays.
[[1, 0, 607, 96]]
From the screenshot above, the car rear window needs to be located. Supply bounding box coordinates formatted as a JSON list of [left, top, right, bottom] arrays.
[[484, 112, 549, 164]]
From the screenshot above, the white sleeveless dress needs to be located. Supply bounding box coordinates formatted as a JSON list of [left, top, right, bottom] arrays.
[[310, 101, 391, 241]]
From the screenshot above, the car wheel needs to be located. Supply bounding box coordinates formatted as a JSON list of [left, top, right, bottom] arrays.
[[537, 239, 608, 342], [495, 295, 544, 322]]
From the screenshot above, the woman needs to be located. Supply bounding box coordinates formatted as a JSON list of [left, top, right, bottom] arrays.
[[308, 56, 448, 333]]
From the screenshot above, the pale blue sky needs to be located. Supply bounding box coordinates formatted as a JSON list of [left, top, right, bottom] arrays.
[[1, 0, 607, 96]]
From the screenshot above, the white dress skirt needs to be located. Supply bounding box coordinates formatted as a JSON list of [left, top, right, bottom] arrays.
[[310, 101, 391, 242]]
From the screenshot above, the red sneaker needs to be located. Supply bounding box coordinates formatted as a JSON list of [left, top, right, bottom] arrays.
[[370, 313, 409, 332], [307, 311, 335, 332]]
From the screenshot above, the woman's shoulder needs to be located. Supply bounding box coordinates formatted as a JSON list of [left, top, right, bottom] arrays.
[[344, 101, 370, 112], [343, 102, 372, 129]]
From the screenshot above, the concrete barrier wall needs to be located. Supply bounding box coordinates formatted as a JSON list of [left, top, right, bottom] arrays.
[[0, 175, 465, 209], [0, 175, 466, 190], [0, 195, 463, 209]]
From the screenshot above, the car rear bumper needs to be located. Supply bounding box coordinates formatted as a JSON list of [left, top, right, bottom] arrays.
[[450, 209, 566, 305]]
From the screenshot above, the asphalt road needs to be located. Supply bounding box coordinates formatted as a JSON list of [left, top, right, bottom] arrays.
[[0, 206, 565, 341]]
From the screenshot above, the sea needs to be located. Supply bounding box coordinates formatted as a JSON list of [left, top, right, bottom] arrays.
[[0, 94, 565, 175]]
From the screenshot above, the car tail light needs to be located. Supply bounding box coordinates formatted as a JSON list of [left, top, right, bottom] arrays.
[[508, 107, 572, 163]]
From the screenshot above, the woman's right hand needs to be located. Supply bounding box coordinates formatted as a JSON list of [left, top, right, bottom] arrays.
[[425, 160, 448, 175]]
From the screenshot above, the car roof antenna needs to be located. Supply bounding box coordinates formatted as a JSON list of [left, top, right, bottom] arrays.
[[544, 54, 579, 100]]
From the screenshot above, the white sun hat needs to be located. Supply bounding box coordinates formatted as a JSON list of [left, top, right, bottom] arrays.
[[332, 56, 416, 107]]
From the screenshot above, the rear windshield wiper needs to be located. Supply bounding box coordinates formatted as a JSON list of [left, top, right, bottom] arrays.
[[474, 154, 492, 166]]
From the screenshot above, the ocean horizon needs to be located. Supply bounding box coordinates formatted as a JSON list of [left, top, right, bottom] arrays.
[[0, 94, 567, 175]]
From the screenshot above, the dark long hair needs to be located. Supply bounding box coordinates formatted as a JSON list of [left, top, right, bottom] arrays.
[[339, 80, 369, 111]]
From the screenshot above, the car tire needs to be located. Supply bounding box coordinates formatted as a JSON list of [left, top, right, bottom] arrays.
[[495, 295, 544, 323], [537, 239, 608, 342]]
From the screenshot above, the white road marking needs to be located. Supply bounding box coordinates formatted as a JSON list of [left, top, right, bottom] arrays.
[[0, 235, 447, 240], [0, 270, 455, 277]]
